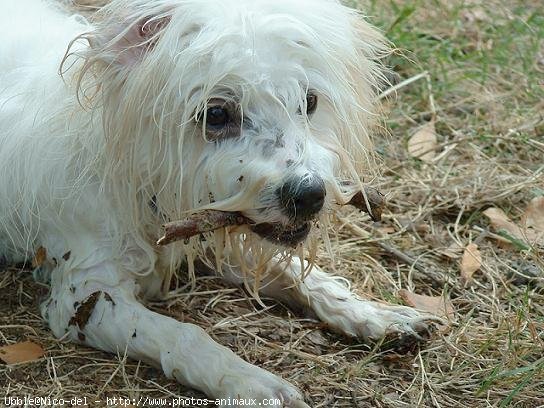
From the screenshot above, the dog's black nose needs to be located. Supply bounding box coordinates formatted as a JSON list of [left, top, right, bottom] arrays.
[[278, 176, 326, 221]]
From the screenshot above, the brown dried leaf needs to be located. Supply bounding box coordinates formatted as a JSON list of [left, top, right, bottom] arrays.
[[523, 196, 544, 232], [0, 341, 44, 364], [32, 246, 47, 268], [460, 243, 482, 285], [398, 289, 454, 321], [483, 207, 525, 238], [483, 206, 542, 245], [408, 121, 437, 163]]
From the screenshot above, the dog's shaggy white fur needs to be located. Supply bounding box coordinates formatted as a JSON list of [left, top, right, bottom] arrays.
[[0, 0, 436, 406]]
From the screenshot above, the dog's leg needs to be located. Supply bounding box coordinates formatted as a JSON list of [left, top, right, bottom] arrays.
[[220, 257, 439, 343], [43, 260, 308, 408]]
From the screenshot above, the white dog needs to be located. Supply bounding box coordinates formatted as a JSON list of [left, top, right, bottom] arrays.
[[0, 0, 436, 406]]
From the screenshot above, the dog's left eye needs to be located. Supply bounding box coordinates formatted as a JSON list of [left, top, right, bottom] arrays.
[[206, 106, 229, 128]]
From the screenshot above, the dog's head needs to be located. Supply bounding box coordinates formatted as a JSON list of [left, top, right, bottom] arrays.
[[69, 0, 388, 269]]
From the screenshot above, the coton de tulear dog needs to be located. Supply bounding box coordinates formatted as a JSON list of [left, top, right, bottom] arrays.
[[0, 0, 437, 406]]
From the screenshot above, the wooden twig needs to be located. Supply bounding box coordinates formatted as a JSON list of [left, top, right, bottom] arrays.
[[157, 187, 385, 246], [157, 210, 250, 246]]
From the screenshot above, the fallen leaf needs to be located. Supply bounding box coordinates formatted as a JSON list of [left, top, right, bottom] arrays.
[[460, 243, 482, 285], [0, 341, 44, 364], [408, 121, 437, 163], [483, 207, 542, 246], [32, 246, 47, 268], [398, 289, 454, 321], [523, 196, 544, 232]]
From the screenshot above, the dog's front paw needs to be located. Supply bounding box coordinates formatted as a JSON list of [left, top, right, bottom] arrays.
[[218, 363, 309, 408], [366, 304, 441, 352], [327, 299, 442, 350]]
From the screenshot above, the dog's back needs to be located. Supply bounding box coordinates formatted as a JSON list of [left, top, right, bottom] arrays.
[[1, 0, 88, 79], [0, 0, 91, 262]]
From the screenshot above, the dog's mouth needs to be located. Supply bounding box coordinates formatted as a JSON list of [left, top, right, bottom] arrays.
[[250, 222, 311, 247], [156, 210, 311, 247], [156, 187, 384, 247]]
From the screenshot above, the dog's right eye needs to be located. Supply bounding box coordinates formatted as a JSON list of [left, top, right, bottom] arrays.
[[206, 106, 229, 128]]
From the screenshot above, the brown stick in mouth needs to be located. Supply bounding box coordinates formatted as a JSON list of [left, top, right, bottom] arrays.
[[156, 187, 385, 246], [156, 210, 251, 246]]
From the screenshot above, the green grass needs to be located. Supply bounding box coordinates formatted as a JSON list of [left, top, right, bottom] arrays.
[[364, 0, 544, 151]]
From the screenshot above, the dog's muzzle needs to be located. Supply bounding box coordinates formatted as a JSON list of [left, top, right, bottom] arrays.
[[278, 176, 326, 222], [250, 175, 326, 247], [250, 222, 312, 247]]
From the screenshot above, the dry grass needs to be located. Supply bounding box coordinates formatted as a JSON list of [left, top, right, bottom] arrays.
[[2, 0, 544, 407]]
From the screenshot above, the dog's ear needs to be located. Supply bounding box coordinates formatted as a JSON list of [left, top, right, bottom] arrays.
[[86, 8, 172, 67], [349, 16, 390, 105], [332, 14, 390, 177]]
